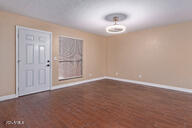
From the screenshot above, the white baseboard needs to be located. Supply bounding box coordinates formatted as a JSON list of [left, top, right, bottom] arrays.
[[0, 94, 18, 102], [51, 77, 105, 90], [1, 76, 192, 102], [105, 76, 192, 93], [0, 77, 105, 102]]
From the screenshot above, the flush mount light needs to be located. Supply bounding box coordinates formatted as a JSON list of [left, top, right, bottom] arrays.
[[106, 16, 126, 34]]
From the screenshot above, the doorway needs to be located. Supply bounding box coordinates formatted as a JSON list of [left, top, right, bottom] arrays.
[[16, 26, 52, 96]]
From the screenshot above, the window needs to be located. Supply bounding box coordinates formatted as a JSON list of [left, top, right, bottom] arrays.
[[58, 36, 83, 80]]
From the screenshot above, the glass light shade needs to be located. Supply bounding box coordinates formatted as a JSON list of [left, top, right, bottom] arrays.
[[106, 24, 126, 34]]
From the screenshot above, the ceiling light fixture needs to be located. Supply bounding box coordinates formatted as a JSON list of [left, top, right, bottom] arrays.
[[106, 16, 126, 34]]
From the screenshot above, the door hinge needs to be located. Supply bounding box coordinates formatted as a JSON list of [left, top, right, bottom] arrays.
[[18, 86, 21, 91], [17, 59, 21, 63]]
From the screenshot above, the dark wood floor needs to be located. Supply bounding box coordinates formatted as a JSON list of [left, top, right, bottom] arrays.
[[0, 79, 192, 128]]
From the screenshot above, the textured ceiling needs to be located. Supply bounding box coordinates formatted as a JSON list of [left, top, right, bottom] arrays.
[[0, 0, 192, 36]]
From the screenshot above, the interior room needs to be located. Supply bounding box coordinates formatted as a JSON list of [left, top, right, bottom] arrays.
[[0, 0, 192, 127]]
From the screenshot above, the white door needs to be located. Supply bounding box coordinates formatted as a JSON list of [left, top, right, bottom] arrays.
[[18, 27, 52, 96]]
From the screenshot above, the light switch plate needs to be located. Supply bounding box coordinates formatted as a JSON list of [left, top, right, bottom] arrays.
[[54, 56, 57, 61]]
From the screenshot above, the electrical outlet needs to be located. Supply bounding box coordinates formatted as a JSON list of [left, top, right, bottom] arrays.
[[89, 73, 92, 77], [177, 80, 182, 85], [138, 74, 142, 78], [115, 72, 119, 76]]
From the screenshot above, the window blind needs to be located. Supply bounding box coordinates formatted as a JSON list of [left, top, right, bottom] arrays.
[[58, 36, 83, 80]]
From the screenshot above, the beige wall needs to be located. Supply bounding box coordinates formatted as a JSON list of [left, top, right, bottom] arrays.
[[0, 11, 107, 96], [1, 10, 192, 97], [107, 22, 192, 89]]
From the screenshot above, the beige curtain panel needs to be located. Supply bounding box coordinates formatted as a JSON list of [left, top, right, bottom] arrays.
[[58, 36, 83, 80]]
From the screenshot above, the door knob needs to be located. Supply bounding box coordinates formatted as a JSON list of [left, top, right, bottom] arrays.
[[46, 64, 50, 67]]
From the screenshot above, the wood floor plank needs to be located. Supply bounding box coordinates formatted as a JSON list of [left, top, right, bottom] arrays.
[[0, 79, 192, 128]]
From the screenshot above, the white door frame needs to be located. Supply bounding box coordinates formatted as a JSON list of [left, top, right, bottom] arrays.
[[16, 26, 52, 96]]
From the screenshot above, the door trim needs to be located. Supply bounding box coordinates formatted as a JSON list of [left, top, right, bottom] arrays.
[[16, 26, 52, 96]]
